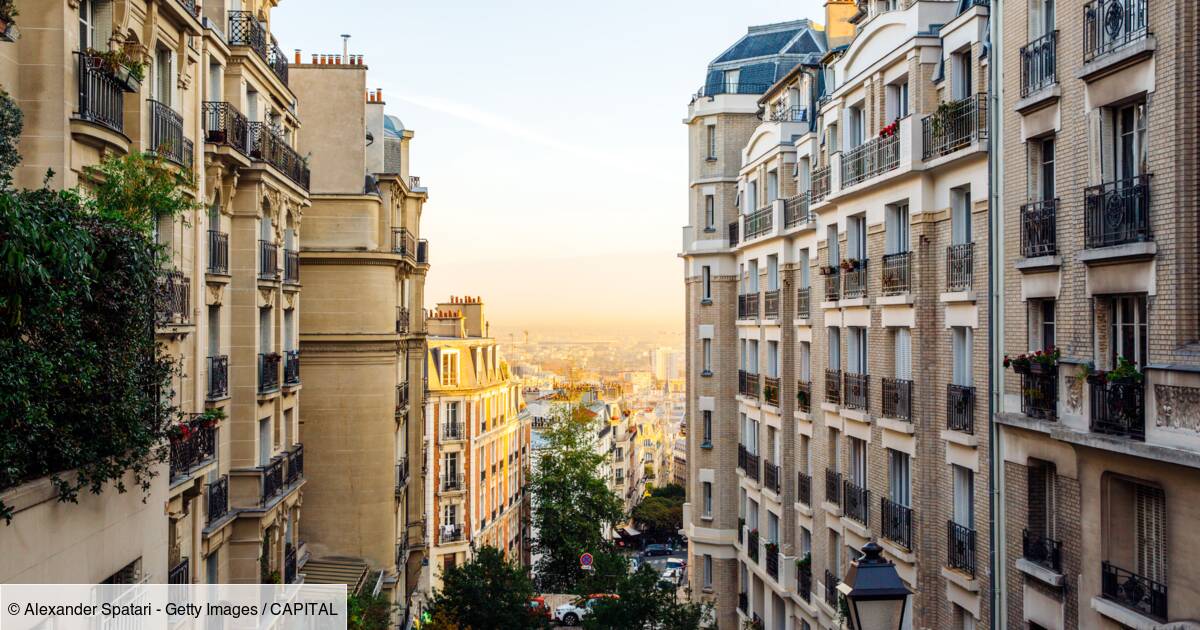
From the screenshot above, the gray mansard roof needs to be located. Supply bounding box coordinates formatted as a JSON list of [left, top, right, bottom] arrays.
[[699, 20, 828, 96]]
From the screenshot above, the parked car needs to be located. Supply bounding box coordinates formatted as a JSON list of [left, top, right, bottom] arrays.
[[664, 558, 685, 572], [659, 567, 682, 589], [641, 543, 671, 557], [528, 596, 551, 620], [553, 594, 618, 626]]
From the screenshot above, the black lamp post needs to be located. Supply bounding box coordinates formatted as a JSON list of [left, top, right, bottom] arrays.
[[838, 541, 912, 630]]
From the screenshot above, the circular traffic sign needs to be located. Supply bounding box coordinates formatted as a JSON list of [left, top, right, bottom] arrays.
[[580, 552, 594, 567]]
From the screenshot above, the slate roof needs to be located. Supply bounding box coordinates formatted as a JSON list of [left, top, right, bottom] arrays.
[[699, 20, 829, 97]]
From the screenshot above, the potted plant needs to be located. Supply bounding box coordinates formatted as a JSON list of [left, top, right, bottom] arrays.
[[1029, 346, 1060, 374], [840, 258, 862, 272], [878, 119, 900, 138], [764, 541, 779, 557], [0, 0, 18, 41], [1003, 352, 1032, 375], [85, 47, 145, 92], [1106, 356, 1143, 383]]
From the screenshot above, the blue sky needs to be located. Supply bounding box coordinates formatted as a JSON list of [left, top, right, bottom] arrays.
[[274, 0, 824, 339]]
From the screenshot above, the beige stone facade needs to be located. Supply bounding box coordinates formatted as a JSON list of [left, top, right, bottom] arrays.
[[994, 0, 1200, 627], [0, 0, 309, 588]]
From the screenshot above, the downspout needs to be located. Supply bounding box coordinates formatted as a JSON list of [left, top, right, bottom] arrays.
[[987, 1, 1007, 629]]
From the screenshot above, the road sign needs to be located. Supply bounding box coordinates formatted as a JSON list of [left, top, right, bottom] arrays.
[[579, 552, 594, 568]]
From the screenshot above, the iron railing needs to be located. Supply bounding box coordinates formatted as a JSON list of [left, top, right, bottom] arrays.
[[284, 544, 297, 584], [441, 472, 464, 492], [747, 530, 759, 562], [784, 192, 813, 228], [395, 381, 409, 414], [267, 39, 289, 86], [694, 81, 774, 99], [844, 372, 869, 411], [745, 206, 773, 239], [811, 166, 831, 202], [842, 133, 900, 187], [796, 287, 811, 319], [1023, 529, 1063, 573], [206, 476, 229, 524], [728, 220, 740, 247], [768, 106, 807, 123], [169, 558, 190, 585], [1083, 0, 1149, 63], [75, 52, 124, 133], [1084, 175, 1152, 248], [947, 520, 977, 576], [824, 570, 840, 608], [947, 243, 974, 291], [148, 99, 190, 167], [202, 101, 249, 155], [156, 271, 191, 325], [1021, 199, 1058, 257], [283, 350, 300, 385], [881, 252, 911, 295], [737, 444, 749, 474], [947, 384, 975, 433], [395, 458, 409, 494], [763, 375, 781, 406], [797, 380, 811, 413], [825, 369, 842, 405], [286, 444, 303, 484], [882, 377, 913, 421], [922, 94, 988, 160], [259, 239, 279, 280], [261, 456, 284, 503], [396, 307, 410, 333], [1021, 31, 1058, 97], [738, 370, 759, 398], [824, 271, 841, 302], [738, 293, 760, 319], [1021, 370, 1058, 420], [1101, 561, 1167, 620], [763, 461, 781, 493], [843, 261, 869, 299], [843, 479, 869, 526], [283, 249, 300, 284], [258, 352, 281, 393], [797, 472, 812, 506], [797, 559, 812, 601], [764, 289, 780, 318], [169, 415, 217, 481], [248, 122, 310, 190], [766, 544, 780, 579], [882, 498, 913, 549], [392, 227, 417, 261], [825, 470, 843, 507], [207, 230, 229, 274], [208, 355, 229, 400], [745, 450, 760, 482], [1088, 373, 1145, 439], [440, 524, 464, 543], [227, 10, 291, 86], [442, 421, 465, 441]]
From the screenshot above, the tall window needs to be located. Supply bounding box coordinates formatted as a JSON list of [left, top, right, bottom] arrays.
[[1110, 295, 1147, 368], [848, 327, 868, 374], [848, 438, 867, 485], [885, 203, 910, 255], [259, 307, 271, 353], [953, 50, 974, 100], [953, 465, 974, 528], [888, 450, 911, 506], [767, 255, 779, 291], [154, 46, 173, 106], [1036, 137, 1055, 200], [1110, 101, 1147, 180], [701, 266, 712, 301], [79, 0, 97, 48], [746, 180, 757, 214], [952, 187, 972, 245], [767, 341, 779, 378], [706, 125, 717, 159], [767, 169, 778, 202], [703, 481, 713, 517], [827, 225, 840, 264], [1030, 299, 1056, 350], [703, 555, 713, 589], [1033, 0, 1055, 36], [894, 328, 912, 380], [952, 326, 973, 386], [702, 339, 712, 374], [799, 342, 811, 383], [828, 327, 841, 370], [704, 195, 715, 229], [848, 215, 867, 260], [702, 410, 712, 444], [1027, 460, 1056, 542], [441, 351, 460, 386]]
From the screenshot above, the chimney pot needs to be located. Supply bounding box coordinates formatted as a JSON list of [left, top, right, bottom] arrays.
[[312, 53, 318, 64], [377, 89, 383, 101], [294, 49, 301, 64]]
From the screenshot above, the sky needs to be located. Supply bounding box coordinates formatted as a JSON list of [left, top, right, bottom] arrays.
[[274, 0, 825, 341]]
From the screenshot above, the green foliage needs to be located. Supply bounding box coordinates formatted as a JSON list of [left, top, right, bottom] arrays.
[[530, 404, 624, 593], [0, 0, 17, 23], [649, 483, 685, 500], [1107, 356, 1143, 382], [429, 546, 543, 630], [85, 150, 197, 232], [584, 565, 715, 630], [347, 586, 394, 630], [0, 96, 189, 522], [629, 496, 682, 538], [0, 90, 21, 188]]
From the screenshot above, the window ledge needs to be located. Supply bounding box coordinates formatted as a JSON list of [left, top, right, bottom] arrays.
[[941, 566, 979, 592], [1078, 240, 1156, 264], [939, 290, 977, 303], [1090, 596, 1161, 630], [941, 429, 979, 448], [701, 370, 713, 377], [1015, 83, 1061, 114], [701, 441, 713, 449], [1015, 255, 1062, 271], [1077, 35, 1156, 82], [702, 227, 717, 233], [1015, 557, 1064, 587]]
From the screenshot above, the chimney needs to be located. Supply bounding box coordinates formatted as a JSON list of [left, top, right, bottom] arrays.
[[294, 49, 301, 64], [824, 0, 858, 49], [341, 34, 350, 63]]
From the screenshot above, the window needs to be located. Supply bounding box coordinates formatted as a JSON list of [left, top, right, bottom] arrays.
[[207, 306, 220, 357], [155, 46, 173, 106], [847, 104, 864, 148], [702, 410, 712, 444], [767, 341, 779, 378], [205, 549, 218, 584], [828, 327, 841, 370], [259, 307, 272, 353], [746, 180, 757, 214], [767, 511, 779, 544], [952, 327, 973, 386], [886, 80, 909, 120], [704, 195, 715, 229], [953, 465, 974, 528], [848, 327, 868, 374], [798, 342, 811, 383], [441, 351, 460, 386], [701, 266, 712, 302], [706, 125, 717, 159], [1110, 101, 1147, 180], [1110, 295, 1147, 368], [952, 187, 972, 245], [703, 555, 713, 589], [767, 169, 779, 202], [888, 450, 911, 506], [829, 530, 842, 575], [1033, 0, 1055, 36], [1027, 460, 1056, 541], [848, 438, 867, 485], [827, 225, 840, 264], [848, 214, 866, 260], [1037, 137, 1055, 200], [283, 309, 294, 352], [894, 328, 912, 381], [79, 0, 95, 47], [444, 503, 458, 525], [767, 254, 779, 291], [723, 69, 740, 93], [258, 417, 271, 465], [953, 50, 974, 100], [703, 482, 713, 517], [885, 203, 910, 254], [1030, 299, 1056, 350], [702, 339, 712, 375]]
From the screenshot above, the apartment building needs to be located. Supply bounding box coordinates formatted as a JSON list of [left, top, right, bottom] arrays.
[[286, 56, 429, 610], [424, 297, 531, 592], [684, 1, 993, 628], [0, 0, 310, 586], [994, 0, 1200, 627]]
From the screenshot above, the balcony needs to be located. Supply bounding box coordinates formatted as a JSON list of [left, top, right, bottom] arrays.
[[396, 307, 410, 334], [258, 240, 279, 280], [728, 220, 740, 247], [202, 102, 249, 156], [882, 498, 913, 550], [442, 421, 465, 441], [1021, 31, 1059, 97], [1021, 370, 1058, 421], [824, 271, 841, 302], [156, 271, 191, 325], [228, 11, 289, 86], [283, 249, 300, 284], [797, 380, 811, 414], [882, 377, 912, 421], [765, 543, 780, 580], [395, 381, 409, 414], [797, 472, 812, 506], [824, 570, 840, 608], [796, 287, 811, 319], [247, 123, 310, 190], [844, 372, 869, 411], [747, 529, 759, 562], [1021, 199, 1058, 258], [693, 80, 773, 99], [745, 205, 773, 240], [825, 369, 842, 405], [842, 261, 868, 300], [1083, 0, 1149, 63], [283, 350, 300, 385], [1087, 373, 1145, 439], [738, 293, 759, 320], [842, 133, 900, 188], [768, 106, 807, 123], [825, 470, 843, 508], [286, 444, 303, 485], [169, 558, 189, 585], [441, 471, 464, 492], [796, 559, 812, 602], [811, 166, 831, 203], [1084, 175, 1152, 249], [763, 289, 780, 319], [738, 370, 760, 398], [880, 252, 912, 296], [922, 94, 988, 160], [1101, 561, 1167, 621], [207, 355, 229, 400], [258, 352, 281, 394], [75, 52, 125, 134], [763, 376, 780, 407], [206, 476, 229, 524], [745, 451, 760, 482], [1022, 529, 1062, 573], [169, 415, 218, 481], [947, 384, 975, 433], [395, 458, 409, 494], [148, 99, 192, 169], [946, 243, 974, 291], [207, 230, 229, 274], [261, 456, 285, 504], [843, 479, 869, 526], [440, 524, 464, 544], [763, 461, 781, 494], [392, 227, 418, 262], [947, 520, 977, 576], [784, 192, 813, 229]]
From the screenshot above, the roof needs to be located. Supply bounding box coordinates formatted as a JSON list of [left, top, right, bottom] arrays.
[[699, 20, 829, 98], [383, 115, 404, 139]]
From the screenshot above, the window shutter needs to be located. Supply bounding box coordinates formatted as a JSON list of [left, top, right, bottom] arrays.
[[1135, 484, 1167, 583], [895, 328, 912, 380]]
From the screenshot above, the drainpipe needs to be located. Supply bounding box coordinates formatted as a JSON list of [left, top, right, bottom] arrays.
[[987, 1, 1007, 629]]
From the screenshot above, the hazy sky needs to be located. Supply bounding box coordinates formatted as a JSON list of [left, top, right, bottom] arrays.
[[274, 0, 824, 340]]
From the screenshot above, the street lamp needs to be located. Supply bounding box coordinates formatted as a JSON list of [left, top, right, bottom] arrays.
[[837, 541, 912, 630]]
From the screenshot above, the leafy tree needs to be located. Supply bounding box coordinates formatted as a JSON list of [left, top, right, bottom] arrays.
[[629, 496, 683, 539], [346, 585, 394, 630], [530, 403, 624, 593], [584, 565, 715, 630], [649, 483, 685, 500], [428, 545, 543, 630]]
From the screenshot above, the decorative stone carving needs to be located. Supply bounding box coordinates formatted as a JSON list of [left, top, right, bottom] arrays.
[[1154, 385, 1200, 432], [1065, 373, 1085, 414]]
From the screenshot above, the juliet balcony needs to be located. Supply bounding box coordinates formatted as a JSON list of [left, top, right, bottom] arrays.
[[795, 287, 811, 320], [1021, 199, 1058, 258], [797, 472, 812, 507], [811, 166, 831, 203], [796, 380, 811, 414], [921, 94, 988, 161], [745, 205, 773, 240], [825, 470, 842, 509], [75, 51, 126, 135], [843, 479, 869, 527], [258, 352, 281, 394], [202, 101, 250, 156], [1021, 31, 1059, 97], [1021, 368, 1058, 421], [947, 384, 976, 433], [824, 271, 840, 302], [442, 420, 465, 442], [882, 498, 913, 550], [207, 229, 229, 274], [1083, 0, 1149, 64], [440, 472, 465, 492], [763, 461, 781, 494], [842, 133, 900, 188], [842, 260, 869, 300], [1083, 175, 1152, 250], [946, 243, 974, 292], [258, 239, 279, 280], [947, 520, 977, 577], [882, 377, 913, 421], [737, 293, 759, 320], [738, 370, 760, 399], [207, 355, 229, 400], [881, 252, 912, 296], [1022, 528, 1063, 573], [147, 99, 193, 170], [283, 350, 300, 386], [156, 271, 191, 326], [763, 290, 780, 319], [843, 372, 869, 411], [1101, 561, 1167, 621], [825, 369, 842, 405], [1087, 372, 1145, 440]]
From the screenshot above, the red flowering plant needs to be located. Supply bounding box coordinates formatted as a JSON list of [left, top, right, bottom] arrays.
[[878, 120, 900, 138], [1004, 346, 1060, 375]]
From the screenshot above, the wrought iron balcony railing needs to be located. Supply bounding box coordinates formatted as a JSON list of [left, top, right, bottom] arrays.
[[796, 287, 810, 319], [694, 81, 773, 99], [1022, 370, 1058, 420], [1021, 199, 1058, 257], [440, 524, 464, 543], [765, 544, 779, 579], [768, 106, 807, 123], [745, 451, 760, 482], [843, 261, 868, 299], [737, 444, 748, 474], [825, 369, 842, 405], [763, 289, 780, 319], [283, 249, 300, 284], [156, 271, 191, 325], [947, 520, 977, 576], [763, 460, 781, 494], [881, 252, 911, 295], [843, 479, 869, 526], [148, 99, 191, 168], [202, 101, 249, 155], [1084, 175, 1152, 249], [207, 230, 229, 274], [442, 421, 465, 441], [811, 166, 831, 202], [824, 271, 841, 302], [258, 352, 281, 393], [825, 469, 843, 508], [267, 40, 289, 86], [441, 472, 465, 492], [922, 94, 988, 160], [745, 206, 773, 239], [261, 456, 285, 504], [1088, 372, 1145, 439], [842, 133, 900, 187], [169, 415, 217, 481], [259, 239, 279, 280], [228, 11, 288, 85], [882, 377, 913, 421], [947, 384, 975, 433], [784, 192, 813, 228], [797, 560, 812, 602], [1022, 529, 1063, 573], [728, 220, 740, 247], [737, 293, 759, 319], [75, 51, 124, 133], [247, 122, 310, 190], [283, 350, 300, 385], [1102, 561, 1167, 621], [738, 370, 759, 398], [824, 570, 840, 608], [882, 498, 913, 550], [396, 307, 410, 334], [947, 243, 974, 291], [169, 558, 189, 585], [763, 375, 780, 407], [747, 530, 759, 562], [206, 475, 229, 524], [286, 444, 303, 485], [392, 227, 418, 261], [1021, 31, 1058, 97], [284, 544, 298, 584], [1084, 0, 1149, 63], [796, 380, 811, 414], [844, 372, 869, 411], [208, 355, 229, 400], [797, 471, 812, 506]]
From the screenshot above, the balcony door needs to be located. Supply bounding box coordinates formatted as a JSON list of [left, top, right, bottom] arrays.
[[767, 170, 778, 203], [1112, 102, 1147, 181], [848, 438, 866, 486], [848, 327, 867, 375], [1109, 295, 1147, 369], [894, 328, 911, 381], [953, 465, 974, 529], [888, 450, 911, 507], [952, 187, 973, 245], [258, 417, 271, 466], [1033, 0, 1055, 38], [885, 203, 910, 255], [848, 214, 867, 260], [154, 46, 174, 107], [745, 180, 757, 215], [828, 327, 841, 371], [952, 326, 973, 387]]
